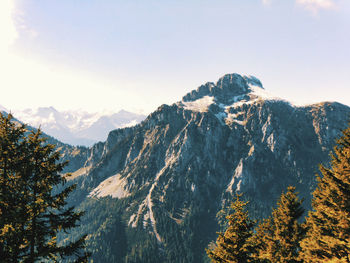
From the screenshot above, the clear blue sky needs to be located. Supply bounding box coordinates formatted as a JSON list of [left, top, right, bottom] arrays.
[[1, 0, 349, 114]]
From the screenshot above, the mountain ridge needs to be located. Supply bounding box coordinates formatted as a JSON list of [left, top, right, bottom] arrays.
[[182, 73, 263, 103], [60, 73, 350, 262], [11, 107, 146, 146], [3, 73, 348, 262]]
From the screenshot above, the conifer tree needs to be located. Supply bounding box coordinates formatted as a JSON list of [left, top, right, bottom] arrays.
[[270, 186, 305, 263], [301, 123, 350, 262], [206, 193, 255, 263], [0, 113, 28, 261], [249, 217, 274, 263], [250, 186, 305, 263], [0, 113, 89, 262]]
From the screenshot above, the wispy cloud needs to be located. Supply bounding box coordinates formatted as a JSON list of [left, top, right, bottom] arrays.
[[296, 0, 336, 14]]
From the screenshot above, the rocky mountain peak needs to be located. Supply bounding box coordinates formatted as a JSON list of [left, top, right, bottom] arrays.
[[61, 73, 350, 262], [182, 73, 263, 105]]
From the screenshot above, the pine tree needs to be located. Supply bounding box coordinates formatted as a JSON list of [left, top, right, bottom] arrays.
[[0, 113, 89, 262], [206, 193, 255, 263], [0, 113, 28, 262], [250, 186, 305, 263], [301, 123, 350, 262], [270, 186, 305, 263], [249, 217, 274, 263]]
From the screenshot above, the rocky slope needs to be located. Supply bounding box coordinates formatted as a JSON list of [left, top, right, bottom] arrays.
[[64, 73, 350, 262]]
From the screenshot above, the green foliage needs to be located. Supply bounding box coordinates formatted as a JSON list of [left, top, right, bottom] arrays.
[[301, 123, 350, 262], [68, 197, 128, 263], [65, 196, 164, 263], [208, 188, 305, 263], [206, 193, 255, 263], [210, 122, 350, 263], [0, 113, 28, 261], [250, 186, 305, 263], [249, 218, 274, 263], [271, 186, 305, 263], [66, 191, 219, 263], [0, 113, 89, 262]]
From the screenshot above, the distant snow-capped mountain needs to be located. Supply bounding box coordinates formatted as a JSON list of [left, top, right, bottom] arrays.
[[0, 105, 8, 113], [12, 107, 146, 146]]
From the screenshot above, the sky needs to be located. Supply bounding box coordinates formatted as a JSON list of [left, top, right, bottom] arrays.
[[0, 0, 349, 114]]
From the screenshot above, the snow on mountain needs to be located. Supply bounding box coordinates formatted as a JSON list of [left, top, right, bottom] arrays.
[[12, 107, 146, 146], [180, 74, 284, 111], [182, 96, 215, 112], [0, 105, 8, 113], [61, 73, 350, 262]]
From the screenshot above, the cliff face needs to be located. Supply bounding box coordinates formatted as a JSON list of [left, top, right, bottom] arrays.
[[65, 74, 350, 262]]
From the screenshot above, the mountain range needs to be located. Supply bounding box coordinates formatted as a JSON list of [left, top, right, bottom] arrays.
[[4, 73, 350, 262], [9, 107, 146, 146], [53, 73, 350, 262]]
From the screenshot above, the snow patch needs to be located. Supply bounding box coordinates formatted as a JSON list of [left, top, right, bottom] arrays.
[[249, 85, 281, 101], [230, 99, 257, 108], [229, 84, 284, 109], [182, 96, 214, 112]]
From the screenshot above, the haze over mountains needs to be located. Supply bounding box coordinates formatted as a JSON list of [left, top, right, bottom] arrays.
[[51, 73, 350, 262], [8, 107, 146, 146]]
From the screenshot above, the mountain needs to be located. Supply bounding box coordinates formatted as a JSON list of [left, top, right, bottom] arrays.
[[58, 73, 350, 262], [0, 105, 8, 113], [0, 109, 90, 175], [12, 107, 146, 146]]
